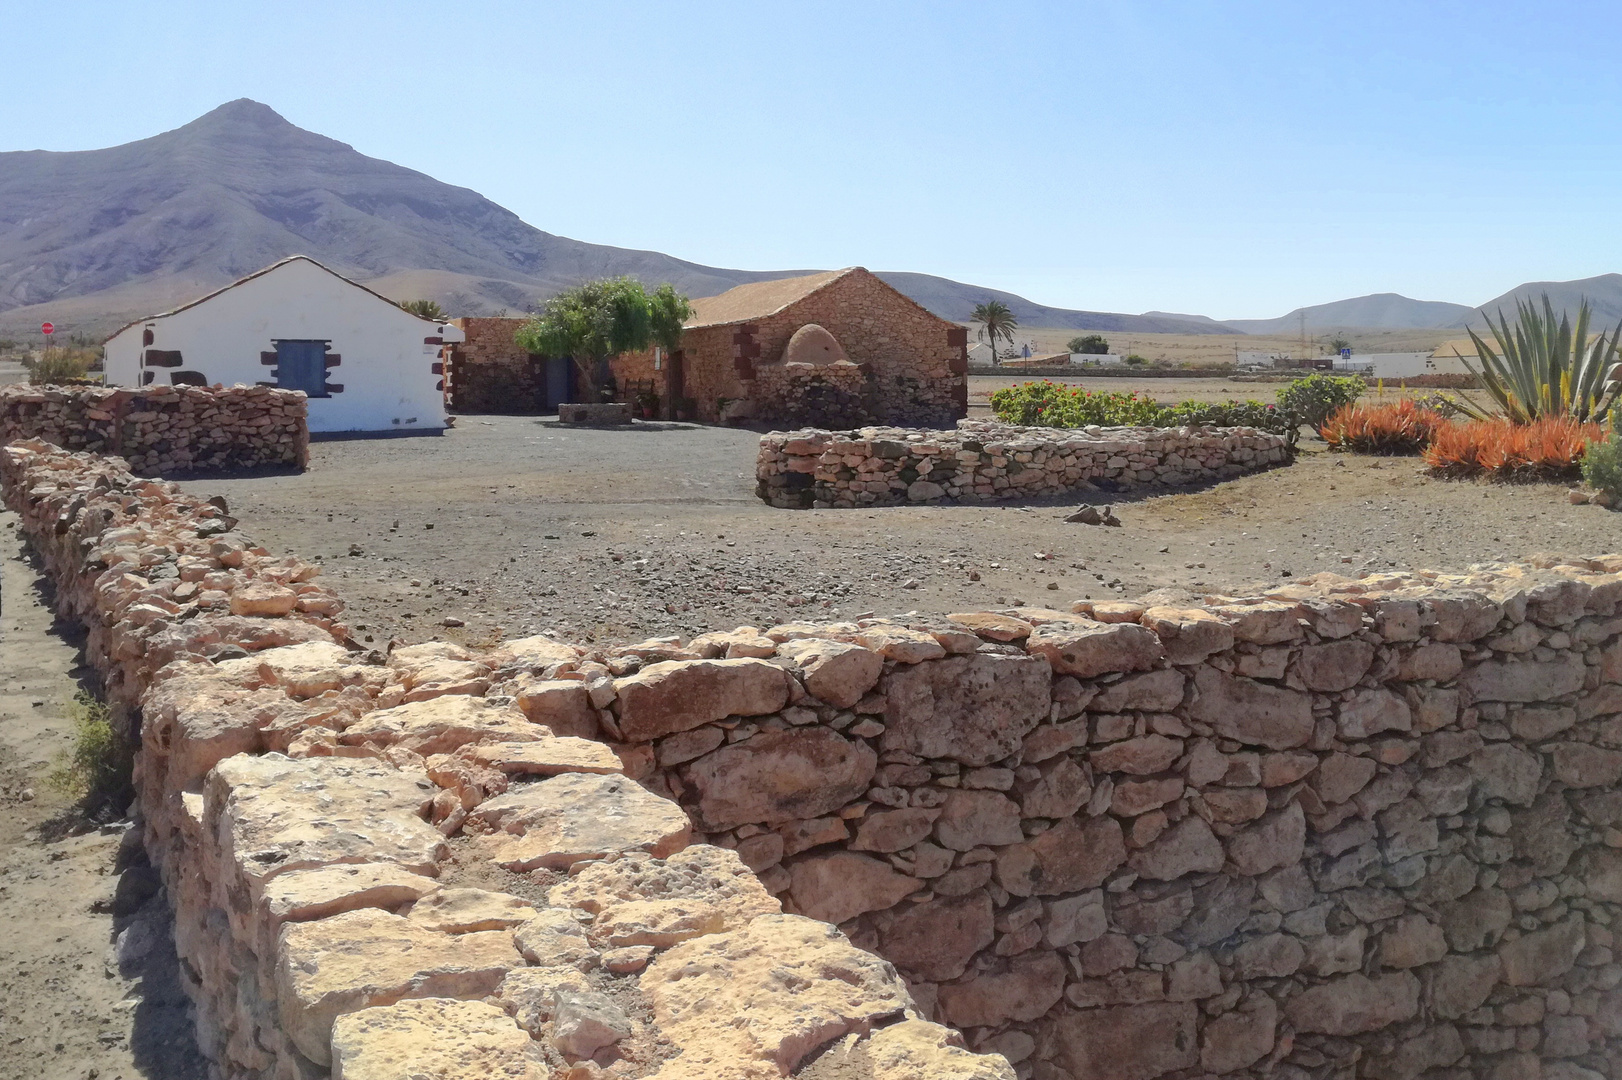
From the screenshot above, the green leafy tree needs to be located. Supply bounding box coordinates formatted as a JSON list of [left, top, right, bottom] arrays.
[[1068, 334, 1110, 355], [1327, 335, 1352, 354], [516, 277, 671, 400], [1458, 294, 1622, 423], [971, 300, 1018, 366], [648, 283, 693, 356], [399, 299, 447, 320]]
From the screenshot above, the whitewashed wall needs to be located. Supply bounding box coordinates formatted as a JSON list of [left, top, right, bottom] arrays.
[[104, 258, 463, 433]]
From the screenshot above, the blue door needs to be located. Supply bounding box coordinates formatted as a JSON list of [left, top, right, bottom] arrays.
[[546, 355, 573, 408], [274, 340, 329, 397]]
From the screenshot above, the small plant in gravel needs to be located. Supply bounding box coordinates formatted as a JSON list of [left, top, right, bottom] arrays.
[[1276, 373, 1364, 429], [1423, 415, 1602, 478], [46, 689, 132, 815], [1321, 400, 1446, 455]]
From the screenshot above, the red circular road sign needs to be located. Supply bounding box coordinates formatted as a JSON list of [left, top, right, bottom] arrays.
[[40, 322, 54, 335]]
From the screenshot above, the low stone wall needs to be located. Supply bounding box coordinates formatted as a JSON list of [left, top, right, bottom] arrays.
[[559, 402, 633, 425], [1, 439, 1010, 1080], [567, 557, 1622, 1080], [0, 383, 308, 474], [17, 438, 1622, 1080], [757, 420, 1292, 508]]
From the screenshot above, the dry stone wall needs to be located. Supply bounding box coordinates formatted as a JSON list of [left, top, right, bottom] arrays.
[[585, 564, 1622, 1080], [0, 384, 307, 474], [757, 421, 1292, 508], [16, 437, 1622, 1080], [1, 439, 1010, 1080]]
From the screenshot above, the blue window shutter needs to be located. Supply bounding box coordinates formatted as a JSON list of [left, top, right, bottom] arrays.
[[274, 340, 329, 397]]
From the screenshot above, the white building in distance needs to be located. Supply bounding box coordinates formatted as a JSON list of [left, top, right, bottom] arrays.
[[104, 256, 463, 434]]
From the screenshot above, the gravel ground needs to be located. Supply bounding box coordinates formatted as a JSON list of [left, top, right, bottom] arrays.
[[173, 415, 1622, 650], [0, 514, 205, 1080]]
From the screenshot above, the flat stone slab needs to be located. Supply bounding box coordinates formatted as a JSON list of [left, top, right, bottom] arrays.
[[259, 863, 441, 926], [549, 845, 780, 947], [339, 696, 542, 756], [467, 772, 692, 871], [461, 737, 624, 776], [330, 997, 547, 1080], [205, 754, 446, 894], [276, 908, 523, 1065], [641, 914, 912, 1077], [404, 887, 539, 934]]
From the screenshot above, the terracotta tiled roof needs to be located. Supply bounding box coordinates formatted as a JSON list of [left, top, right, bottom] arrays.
[[685, 269, 856, 328]]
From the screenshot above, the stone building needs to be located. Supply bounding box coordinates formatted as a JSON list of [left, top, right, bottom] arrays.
[[442, 317, 575, 414], [611, 267, 968, 426]]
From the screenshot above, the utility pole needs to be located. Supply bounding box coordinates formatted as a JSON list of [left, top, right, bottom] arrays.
[[1299, 311, 1307, 359]]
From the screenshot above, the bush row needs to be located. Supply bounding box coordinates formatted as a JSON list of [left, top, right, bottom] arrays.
[[987, 374, 1365, 445]]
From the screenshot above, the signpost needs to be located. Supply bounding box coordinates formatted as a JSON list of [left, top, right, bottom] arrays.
[[40, 322, 54, 338]]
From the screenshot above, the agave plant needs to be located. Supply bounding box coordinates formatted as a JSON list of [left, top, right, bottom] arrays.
[[1458, 294, 1622, 423]]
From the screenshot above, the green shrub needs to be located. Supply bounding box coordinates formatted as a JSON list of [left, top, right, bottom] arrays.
[[26, 346, 98, 385], [1582, 421, 1622, 500], [1068, 334, 1110, 354], [987, 382, 1162, 426], [1125, 354, 1148, 365], [47, 689, 132, 813], [1276, 374, 1364, 429], [988, 382, 1299, 445]]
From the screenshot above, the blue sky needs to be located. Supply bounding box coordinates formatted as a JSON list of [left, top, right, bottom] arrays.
[[5, 0, 1622, 318]]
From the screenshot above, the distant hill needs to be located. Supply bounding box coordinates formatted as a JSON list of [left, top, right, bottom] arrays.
[[1462, 274, 1622, 327], [876, 273, 1239, 334], [1222, 293, 1476, 334], [0, 99, 1236, 338]]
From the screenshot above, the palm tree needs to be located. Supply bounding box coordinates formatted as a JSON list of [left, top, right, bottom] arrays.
[[399, 299, 447, 320], [972, 300, 1018, 366]]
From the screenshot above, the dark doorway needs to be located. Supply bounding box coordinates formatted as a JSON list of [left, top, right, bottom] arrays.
[[544, 356, 573, 410]]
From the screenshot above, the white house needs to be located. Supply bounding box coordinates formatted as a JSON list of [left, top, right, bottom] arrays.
[[103, 256, 464, 434]]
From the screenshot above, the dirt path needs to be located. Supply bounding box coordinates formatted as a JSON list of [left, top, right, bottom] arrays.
[[174, 417, 1622, 650], [0, 511, 203, 1080]]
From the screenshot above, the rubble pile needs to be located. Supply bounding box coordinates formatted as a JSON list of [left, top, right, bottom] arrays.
[[0, 383, 307, 474], [756, 420, 1291, 508], [2, 439, 1010, 1080]]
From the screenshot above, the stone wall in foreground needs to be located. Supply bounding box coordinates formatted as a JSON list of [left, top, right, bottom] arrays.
[[578, 564, 1622, 1080], [756, 420, 1291, 508], [1, 439, 1010, 1080], [0, 383, 307, 474], [15, 436, 1622, 1080]]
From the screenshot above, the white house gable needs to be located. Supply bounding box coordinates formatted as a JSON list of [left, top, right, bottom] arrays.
[[104, 257, 464, 434]]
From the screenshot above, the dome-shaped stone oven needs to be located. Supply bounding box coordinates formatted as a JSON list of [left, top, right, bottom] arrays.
[[781, 323, 851, 366]]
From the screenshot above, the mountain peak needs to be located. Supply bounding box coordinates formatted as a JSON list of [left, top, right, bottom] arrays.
[[185, 99, 293, 132]]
